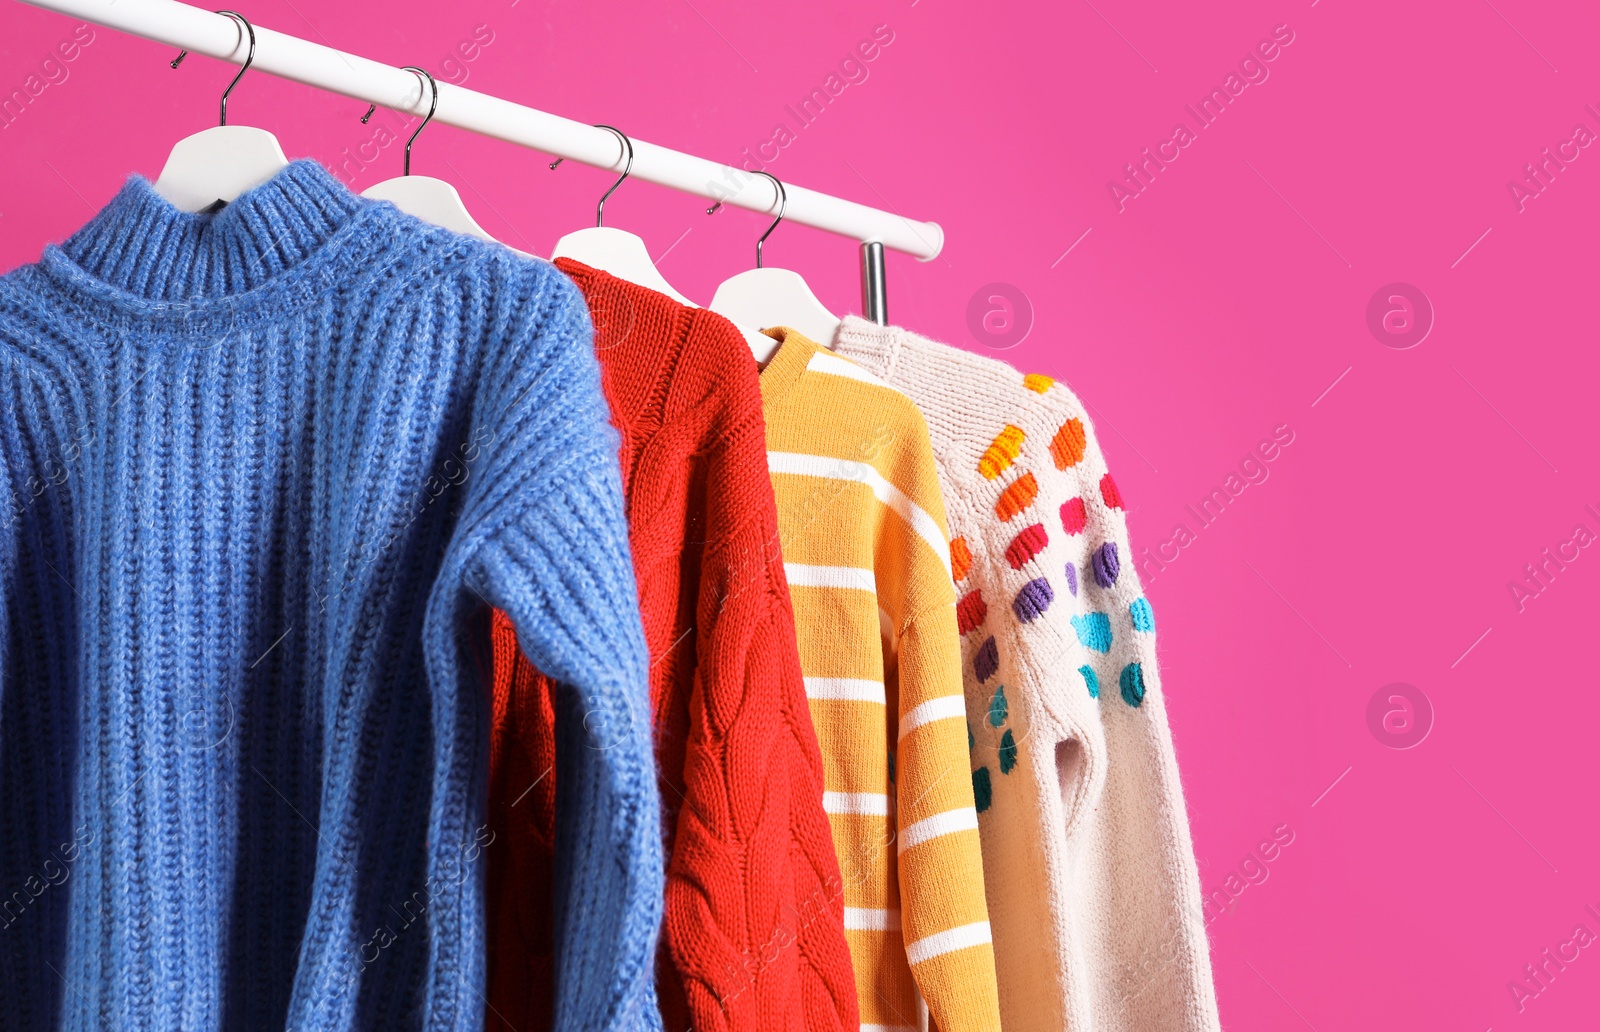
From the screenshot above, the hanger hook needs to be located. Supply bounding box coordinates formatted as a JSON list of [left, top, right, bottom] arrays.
[[751, 171, 786, 269], [398, 67, 438, 177], [550, 125, 634, 228], [357, 67, 437, 177], [702, 172, 787, 265], [591, 125, 633, 228], [170, 10, 257, 127]]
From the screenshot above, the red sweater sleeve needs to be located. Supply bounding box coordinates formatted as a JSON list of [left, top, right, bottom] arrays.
[[484, 609, 559, 1032], [661, 398, 859, 1032]]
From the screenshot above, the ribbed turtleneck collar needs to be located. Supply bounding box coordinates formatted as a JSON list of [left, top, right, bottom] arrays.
[[41, 158, 367, 314]]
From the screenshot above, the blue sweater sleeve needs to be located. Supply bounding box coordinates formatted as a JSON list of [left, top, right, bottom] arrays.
[[420, 251, 661, 1032], [468, 453, 663, 1032]]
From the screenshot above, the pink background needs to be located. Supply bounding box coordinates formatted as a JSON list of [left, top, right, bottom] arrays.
[[4, 0, 1599, 1027]]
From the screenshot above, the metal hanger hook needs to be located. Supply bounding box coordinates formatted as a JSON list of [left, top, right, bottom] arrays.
[[357, 67, 437, 176], [702, 172, 787, 266], [398, 67, 438, 176], [751, 171, 786, 269], [551, 125, 633, 228], [170, 10, 257, 127]]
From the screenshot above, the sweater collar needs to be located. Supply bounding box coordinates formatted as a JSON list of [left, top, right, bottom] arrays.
[[41, 159, 367, 313], [756, 325, 825, 406], [829, 313, 907, 382]]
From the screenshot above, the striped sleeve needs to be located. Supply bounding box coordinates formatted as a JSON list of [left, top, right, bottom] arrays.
[[762, 332, 1001, 1031], [892, 555, 1002, 1032]]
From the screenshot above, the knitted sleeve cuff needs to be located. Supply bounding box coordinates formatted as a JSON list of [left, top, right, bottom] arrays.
[[466, 454, 665, 1031]]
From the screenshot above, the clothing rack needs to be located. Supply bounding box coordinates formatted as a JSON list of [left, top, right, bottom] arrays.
[[15, 0, 946, 321]]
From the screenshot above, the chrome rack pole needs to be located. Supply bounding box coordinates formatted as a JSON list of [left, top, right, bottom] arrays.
[[860, 241, 888, 325]]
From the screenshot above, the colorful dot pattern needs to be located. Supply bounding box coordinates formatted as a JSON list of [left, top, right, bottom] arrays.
[[971, 684, 1023, 814], [972, 765, 993, 812], [1120, 663, 1146, 707], [1071, 612, 1112, 653], [956, 371, 1157, 832], [1060, 497, 1087, 535], [956, 590, 988, 635], [995, 472, 1038, 522], [1049, 417, 1087, 470], [1100, 473, 1124, 510], [1012, 578, 1054, 623], [1091, 542, 1120, 588], [950, 536, 973, 582], [1004, 524, 1048, 569], [988, 685, 1008, 727], [978, 425, 1027, 480], [998, 730, 1018, 774], [974, 636, 999, 683]]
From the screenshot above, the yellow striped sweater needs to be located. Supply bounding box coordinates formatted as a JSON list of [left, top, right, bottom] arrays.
[[759, 328, 1002, 1032]]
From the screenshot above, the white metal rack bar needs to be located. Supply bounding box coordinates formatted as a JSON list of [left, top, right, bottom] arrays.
[[14, 0, 945, 270]]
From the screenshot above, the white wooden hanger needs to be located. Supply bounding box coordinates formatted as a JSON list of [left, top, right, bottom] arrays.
[[550, 125, 695, 306], [709, 172, 840, 364], [359, 67, 504, 247], [152, 11, 289, 213]]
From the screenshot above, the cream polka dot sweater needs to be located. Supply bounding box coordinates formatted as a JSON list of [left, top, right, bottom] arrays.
[[832, 316, 1221, 1032]]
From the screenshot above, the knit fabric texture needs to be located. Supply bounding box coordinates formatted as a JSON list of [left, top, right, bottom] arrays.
[[484, 262, 858, 1032], [486, 606, 561, 1029], [759, 328, 1002, 1032], [0, 160, 664, 1031], [832, 315, 1221, 1032]]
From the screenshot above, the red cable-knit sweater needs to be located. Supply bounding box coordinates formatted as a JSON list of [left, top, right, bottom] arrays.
[[485, 258, 858, 1032]]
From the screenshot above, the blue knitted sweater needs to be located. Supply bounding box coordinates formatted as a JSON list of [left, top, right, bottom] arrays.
[[0, 160, 663, 1030]]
